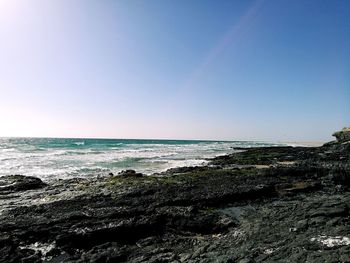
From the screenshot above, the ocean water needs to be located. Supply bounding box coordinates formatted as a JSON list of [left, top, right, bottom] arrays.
[[0, 138, 283, 181]]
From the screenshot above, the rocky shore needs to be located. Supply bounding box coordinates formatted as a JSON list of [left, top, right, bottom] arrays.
[[0, 130, 349, 263]]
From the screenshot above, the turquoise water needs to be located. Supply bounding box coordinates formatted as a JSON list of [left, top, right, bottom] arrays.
[[0, 137, 282, 181]]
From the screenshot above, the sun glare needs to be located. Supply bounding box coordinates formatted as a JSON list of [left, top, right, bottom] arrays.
[[0, 0, 22, 21]]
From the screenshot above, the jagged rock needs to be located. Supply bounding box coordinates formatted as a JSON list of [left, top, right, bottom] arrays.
[[0, 175, 46, 193], [164, 166, 212, 175], [333, 127, 350, 143], [118, 169, 143, 177], [0, 133, 350, 262]]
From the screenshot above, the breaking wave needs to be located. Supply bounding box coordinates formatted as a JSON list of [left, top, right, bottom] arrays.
[[0, 138, 282, 181]]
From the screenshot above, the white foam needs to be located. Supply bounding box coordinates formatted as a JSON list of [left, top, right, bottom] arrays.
[[311, 235, 350, 247], [20, 242, 55, 256], [73, 141, 85, 146], [264, 248, 277, 255], [0, 140, 281, 181]]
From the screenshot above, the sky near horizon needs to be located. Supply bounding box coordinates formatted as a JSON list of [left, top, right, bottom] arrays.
[[0, 0, 349, 141]]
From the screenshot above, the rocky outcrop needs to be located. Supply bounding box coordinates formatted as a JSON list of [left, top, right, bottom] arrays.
[[0, 175, 46, 194], [0, 133, 349, 262], [333, 127, 350, 143], [118, 169, 143, 177]]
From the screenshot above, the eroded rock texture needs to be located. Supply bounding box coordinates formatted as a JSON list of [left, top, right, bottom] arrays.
[[0, 136, 349, 262]]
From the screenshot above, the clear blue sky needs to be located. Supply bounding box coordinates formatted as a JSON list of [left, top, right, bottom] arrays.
[[0, 0, 349, 141]]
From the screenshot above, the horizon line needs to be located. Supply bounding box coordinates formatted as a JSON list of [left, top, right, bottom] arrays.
[[0, 135, 326, 145]]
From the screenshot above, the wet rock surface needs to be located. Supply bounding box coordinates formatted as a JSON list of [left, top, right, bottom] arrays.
[[0, 136, 349, 262], [0, 175, 47, 194], [118, 169, 143, 178]]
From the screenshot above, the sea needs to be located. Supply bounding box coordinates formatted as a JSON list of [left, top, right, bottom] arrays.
[[0, 137, 284, 182]]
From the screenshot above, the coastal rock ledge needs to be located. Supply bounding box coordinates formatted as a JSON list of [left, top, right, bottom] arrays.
[[0, 175, 47, 194], [333, 127, 350, 143], [0, 130, 349, 262]]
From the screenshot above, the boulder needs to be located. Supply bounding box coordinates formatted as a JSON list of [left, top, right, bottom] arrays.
[[118, 170, 143, 177], [0, 175, 47, 193], [332, 127, 350, 143]]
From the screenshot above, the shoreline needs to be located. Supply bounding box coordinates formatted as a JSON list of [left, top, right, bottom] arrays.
[[280, 141, 325, 147], [0, 133, 349, 262], [0, 138, 284, 182]]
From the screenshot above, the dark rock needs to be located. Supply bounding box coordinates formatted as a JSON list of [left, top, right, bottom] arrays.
[[276, 181, 322, 195], [118, 170, 143, 177], [330, 169, 350, 187], [164, 166, 211, 175], [0, 175, 46, 193], [0, 131, 350, 262], [333, 127, 350, 143], [211, 146, 317, 166]]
